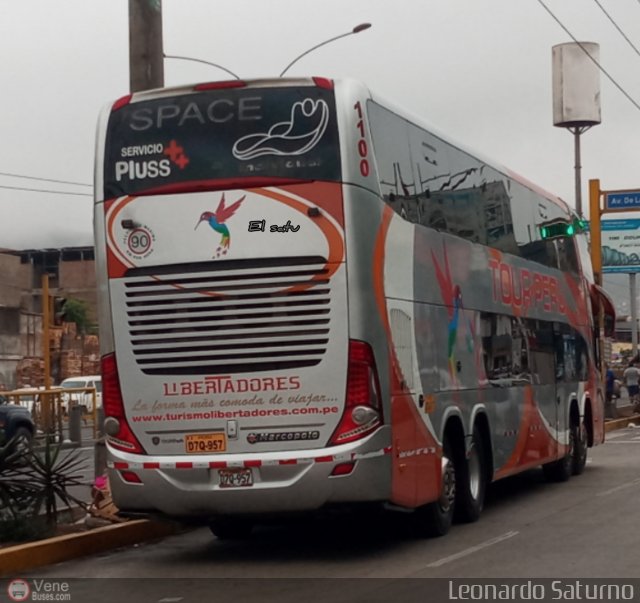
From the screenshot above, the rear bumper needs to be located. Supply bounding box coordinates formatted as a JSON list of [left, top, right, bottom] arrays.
[[108, 427, 392, 517]]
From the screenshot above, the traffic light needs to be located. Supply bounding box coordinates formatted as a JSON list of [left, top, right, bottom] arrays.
[[539, 218, 588, 240]]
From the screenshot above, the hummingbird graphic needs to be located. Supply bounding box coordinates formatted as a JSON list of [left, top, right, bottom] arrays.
[[195, 193, 246, 258], [431, 245, 475, 380]]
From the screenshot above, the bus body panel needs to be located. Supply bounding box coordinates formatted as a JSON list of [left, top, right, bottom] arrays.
[[105, 183, 352, 456]]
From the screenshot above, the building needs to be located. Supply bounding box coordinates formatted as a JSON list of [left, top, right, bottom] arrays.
[[0, 246, 98, 389]]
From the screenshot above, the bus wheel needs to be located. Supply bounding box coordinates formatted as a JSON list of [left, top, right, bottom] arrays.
[[542, 430, 573, 483], [209, 517, 254, 540], [414, 437, 455, 537], [455, 425, 487, 523], [571, 419, 588, 476]]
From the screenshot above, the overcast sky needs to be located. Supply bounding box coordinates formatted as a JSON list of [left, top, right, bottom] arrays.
[[1, 0, 640, 306]]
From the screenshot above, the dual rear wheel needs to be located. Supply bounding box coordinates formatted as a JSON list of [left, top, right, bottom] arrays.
[[542, 415, 588, 482], [415, 425, 487, 537]]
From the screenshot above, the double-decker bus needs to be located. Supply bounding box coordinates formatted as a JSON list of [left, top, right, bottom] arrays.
[[94, 77, 615, 538]]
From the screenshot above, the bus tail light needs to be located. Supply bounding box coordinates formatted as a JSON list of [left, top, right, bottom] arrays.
[[312, 77, 334, 90], [102, 353, 145, 454], [112, 94, 132, 111], [194, 80, 246, 91], [119, 471, 143, 484], [329, 340, 382, 445]]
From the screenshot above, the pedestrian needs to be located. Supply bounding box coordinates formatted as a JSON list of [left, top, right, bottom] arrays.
[[623, 360, 640, 412], [605, 364, 616, 404]]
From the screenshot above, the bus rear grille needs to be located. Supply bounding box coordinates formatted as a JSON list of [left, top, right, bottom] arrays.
[[123, 257, 333, 375]]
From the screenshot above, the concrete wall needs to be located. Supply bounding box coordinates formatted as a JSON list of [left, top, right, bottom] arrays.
[[58, 259, 97, 322], [0, 252, 30, 307]]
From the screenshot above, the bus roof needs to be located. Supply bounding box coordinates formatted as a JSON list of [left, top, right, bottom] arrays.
[[101, 75, 573, 218]]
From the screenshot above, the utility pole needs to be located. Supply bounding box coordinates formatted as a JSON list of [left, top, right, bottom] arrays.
[[129, 0, 164, 93], [42, 274, 52, 433]]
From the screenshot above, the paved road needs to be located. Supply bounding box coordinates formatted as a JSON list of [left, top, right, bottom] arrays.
[[15, 426, 640, 603]]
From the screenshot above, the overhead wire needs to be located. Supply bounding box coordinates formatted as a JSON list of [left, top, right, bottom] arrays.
[[0, 171, 91, 188], [536, 0, 640, 113], [592, 0, 640, 59], [0, 184, 92, 197]]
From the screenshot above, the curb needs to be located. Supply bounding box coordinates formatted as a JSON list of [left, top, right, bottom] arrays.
[[605, 413, 640, 433], [0, 519, 182, 577]]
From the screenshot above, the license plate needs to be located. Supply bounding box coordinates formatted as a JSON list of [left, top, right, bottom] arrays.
[[185, 433, 226, 454], [219, 468, 253, 488]]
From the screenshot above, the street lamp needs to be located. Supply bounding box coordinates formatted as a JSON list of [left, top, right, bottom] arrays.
[[551, 42, 601, 217], [163, 53, 240, 80], [279, 23, 372, 77]]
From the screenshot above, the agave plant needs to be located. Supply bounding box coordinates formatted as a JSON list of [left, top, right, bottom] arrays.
[[0, 435, 40, 542], [1, 433, 91, 539], [0, 442, 32, 516], [26, 436, 90, 528]]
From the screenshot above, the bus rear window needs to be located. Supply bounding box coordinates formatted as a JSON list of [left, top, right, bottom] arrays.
[[103, 86, 341, 199]]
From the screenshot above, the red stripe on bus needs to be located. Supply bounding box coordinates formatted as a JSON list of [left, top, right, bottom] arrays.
[[209, 462, 228, 469]]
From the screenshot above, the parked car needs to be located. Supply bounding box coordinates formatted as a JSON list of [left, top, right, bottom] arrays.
[[0, 395, 35, 453], [59, 375, 102, 414]]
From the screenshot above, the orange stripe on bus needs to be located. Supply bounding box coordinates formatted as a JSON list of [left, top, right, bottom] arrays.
[[254, 187, 344, 293]]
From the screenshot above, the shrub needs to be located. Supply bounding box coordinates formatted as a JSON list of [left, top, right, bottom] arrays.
[[0, 435, 89, 544]]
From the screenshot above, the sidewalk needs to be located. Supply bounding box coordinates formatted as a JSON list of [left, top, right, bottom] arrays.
[[604, 395, 640, 432]]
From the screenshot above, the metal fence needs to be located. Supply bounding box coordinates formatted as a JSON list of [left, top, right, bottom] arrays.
[[1, 386, 100, 441]]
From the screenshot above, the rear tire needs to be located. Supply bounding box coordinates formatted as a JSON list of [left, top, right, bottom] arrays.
[[209, 517, 254, 540], [455, 425, 487, 523], [571, 419, 588, 476], [414, 436, 455, 537], [542, 425, 574, 482]]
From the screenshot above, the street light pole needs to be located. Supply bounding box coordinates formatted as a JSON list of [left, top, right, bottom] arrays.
[[129, 0, 164, 92], [163, 54, 241, 80], [279, 23, 372, 77]]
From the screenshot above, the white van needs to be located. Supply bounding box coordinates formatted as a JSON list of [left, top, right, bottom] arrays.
[[59, 376, 102, 413]]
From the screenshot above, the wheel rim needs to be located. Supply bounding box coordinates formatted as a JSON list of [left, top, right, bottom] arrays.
[[468, 444, 481, 500], [439, 456, 456, 512]]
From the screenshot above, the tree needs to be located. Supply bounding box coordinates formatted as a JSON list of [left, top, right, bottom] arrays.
[[59, 298, 91, 334]]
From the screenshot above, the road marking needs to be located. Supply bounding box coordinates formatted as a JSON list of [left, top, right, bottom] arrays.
[[427, 531, 519, 568], [602, 440, 640, 444], [158, 598, 183, 602], [596, 477, 640, 497]]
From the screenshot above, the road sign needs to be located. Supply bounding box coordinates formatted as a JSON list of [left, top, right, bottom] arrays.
[[605, 190, 640, 210], [601, 218, 640, 273]]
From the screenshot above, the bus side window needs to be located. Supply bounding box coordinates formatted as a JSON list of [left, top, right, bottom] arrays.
[[529, 321, 555, 384]]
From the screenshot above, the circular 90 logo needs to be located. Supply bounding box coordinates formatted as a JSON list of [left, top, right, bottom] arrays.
[[127, 227, 153, 255]]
